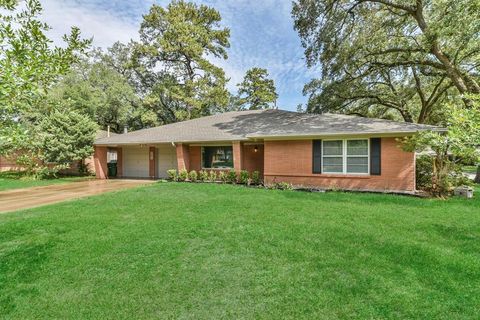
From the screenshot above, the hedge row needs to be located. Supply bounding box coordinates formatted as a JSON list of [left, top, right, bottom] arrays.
[[166, 169, 262, 185]]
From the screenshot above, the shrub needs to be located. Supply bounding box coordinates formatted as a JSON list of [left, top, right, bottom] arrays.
[[33, 165, 67, 180], [178, 169, 188, 181], [269, 181, 293, 190], [208, 170, 217, 182], [227, 169, 237, 184], [415, 155, 473, 194], [239, 170, 249, 185], [189, 170, 198, 182], [218, 171, 228, 183], [167, 169, 178, 181], [199, 170, 209, 182], [251, 171, 261, 185]]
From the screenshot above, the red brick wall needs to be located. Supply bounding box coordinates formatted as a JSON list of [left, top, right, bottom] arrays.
[[116, 147, 123, 177], [264, 138, 415, 192], [0, 154, 24, 172], [243, 144, 264, 174], [189, 146, 202, 172], [94, 146, 108, 179], [176, 144, 190, 171]]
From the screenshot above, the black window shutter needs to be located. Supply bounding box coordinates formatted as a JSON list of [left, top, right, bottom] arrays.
[[312, 140, 322, 174], [370, 138, 381, 175]]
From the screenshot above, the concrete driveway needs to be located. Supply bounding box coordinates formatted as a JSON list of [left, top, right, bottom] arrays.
[[0, 179, 155, 213]]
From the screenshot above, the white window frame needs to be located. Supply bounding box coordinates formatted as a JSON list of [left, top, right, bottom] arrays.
[[322, 139, 370, 175]]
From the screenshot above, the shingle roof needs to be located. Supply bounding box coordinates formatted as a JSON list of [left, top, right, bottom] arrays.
[[94, 109, 445, 145], [95, 130, 118, 139]]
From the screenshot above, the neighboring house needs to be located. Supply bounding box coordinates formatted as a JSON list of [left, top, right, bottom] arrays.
[[93, 109, 445, 193], [0, 130, 116, 174]]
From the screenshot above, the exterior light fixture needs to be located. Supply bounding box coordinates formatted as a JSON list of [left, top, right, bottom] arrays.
[[254, 146, 258, 153]]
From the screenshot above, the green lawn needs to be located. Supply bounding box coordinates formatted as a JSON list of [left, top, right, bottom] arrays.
[[463, 165, 478, 174], [0, 171, 91, 191], [1, 183, 479, 319]]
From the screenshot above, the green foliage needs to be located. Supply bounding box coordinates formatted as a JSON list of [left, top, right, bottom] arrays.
[[402, 98, 480, 196], [292, 0, 480, 120], [239, 170, 249, 185], [134, 1, 231, 121], [415, 155, 472, 193], [167, 169, 178, 181], [189, 170, 198, 182], [218, 171, 228, 183], [37, 109, 97, 165], [0, 0, 92, 177], [251, 170, 261, 185], [48, 48, 144, 133], [178, 169, 188, 182], [199, 170, 209, 182], [237, 68, 278, 110], [269, 182, 294, 191], [208, 170, 217, 182], [227, 169, 237, 184]]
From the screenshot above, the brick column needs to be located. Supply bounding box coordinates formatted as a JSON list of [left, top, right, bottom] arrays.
[[176, 143, 190, 171], [94, 146, 108, 179], [116, 147, 123, 177], [233, 141, 243, 173], [149, 146, 156, 178]]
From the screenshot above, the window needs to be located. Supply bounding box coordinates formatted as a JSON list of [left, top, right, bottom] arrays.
[[322, 140, 343, 173], [322, 139, 369, 174], [202, 146, 233, 169], [346, 140, 369, 173]]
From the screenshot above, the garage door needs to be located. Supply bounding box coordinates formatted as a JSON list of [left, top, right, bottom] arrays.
[[157, 144, 177, 178], [123, 146, 149, 178]]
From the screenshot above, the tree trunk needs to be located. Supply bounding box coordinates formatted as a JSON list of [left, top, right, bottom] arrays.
[[475, 165, 480, 184]]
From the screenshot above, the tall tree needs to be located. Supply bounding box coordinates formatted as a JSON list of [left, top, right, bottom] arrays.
[[133, 0, 231, 121], [0, 0, 93, 175], [48, 48, 153, 133], [237, 68, 278, 110], [0, 0, 90, 144], [292, 0, 480, 115]]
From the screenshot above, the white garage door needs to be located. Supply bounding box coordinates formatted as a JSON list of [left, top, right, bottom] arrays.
[[123, 146, 149, 178], [157, 144, 177, 178]]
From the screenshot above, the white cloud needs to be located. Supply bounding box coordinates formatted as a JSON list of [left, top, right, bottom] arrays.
[[41, 0, 140, 48], [39, 0, 315, 110]]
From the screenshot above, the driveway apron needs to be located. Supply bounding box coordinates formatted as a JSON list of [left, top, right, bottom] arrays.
[[0, 179, 155, 213]]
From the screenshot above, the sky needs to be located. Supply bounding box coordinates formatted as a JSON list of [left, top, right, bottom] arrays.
[[41, 0, 318, 111]]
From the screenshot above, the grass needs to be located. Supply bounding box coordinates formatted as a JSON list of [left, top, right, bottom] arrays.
[[0, 182, 479, 319], [463, 165, 478, 174], [0, 171, 92, 191]]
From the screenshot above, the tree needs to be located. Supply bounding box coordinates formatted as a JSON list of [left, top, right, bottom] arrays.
[[237, 68, 278, 110], [37, 109, 97, 165], [303, 66, 455, 123], [48, 49, 149, 133], [0, 0, 91, 176], [402, 96, 480, 196], [133, 1, 231, 121], [0, 0, 90, 144], [292, 0, 480, 114]]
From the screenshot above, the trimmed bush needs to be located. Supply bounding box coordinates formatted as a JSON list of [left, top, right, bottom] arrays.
[[199, 170, 209, 182], [239, 170, 249, 185], [189, 170, 198, 182], [208, 170, 217, 182], [251, 170, 261, 185], [178, 169, 188, 181], [219, 171, 228, 183], [167, 169, 178, 181], [270, 182, 293, 190], [227, 169, 237, 184]]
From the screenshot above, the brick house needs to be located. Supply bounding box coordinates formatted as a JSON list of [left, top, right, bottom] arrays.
[[93, 109, 445, 193], [0, 130, 116, 174]]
